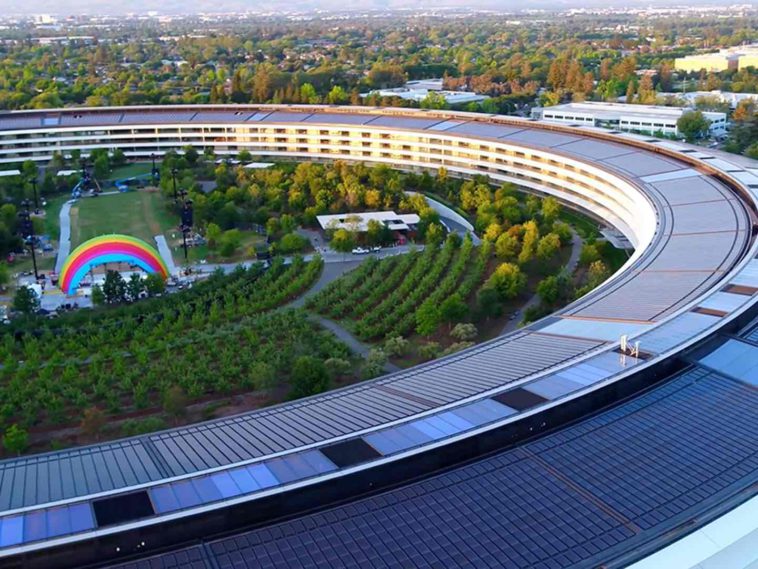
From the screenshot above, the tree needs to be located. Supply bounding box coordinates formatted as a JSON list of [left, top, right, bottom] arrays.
[[541, 197, 561, 225], [518, 220, 539, 265], [206, 222, 222, 249], [277, 233, 308, 254], [366, 219, 384, 246], [91, 284, 105, 306], [588, 260, 611, 288], [475, 286, 503, 319], [416, 300, 442, 336], [145, 273, 166, 296], [12, 286, 39, 315], [80, 407, 106, 440], [289, 356, 331, 399], [420, 91, 449, 110], [486, 263, 526, 300], [237, 149, 252, 163], [110, 148, 126, 167], [299, 83, 319, 104], [219, 229, 242, 257], [537, 275, 561, 305], [425, 223, 444, 246], [183, 146, 199, 165], [3, 424, 28, 455], [330, 229, 356, 256], [127, 273, 145, 302], [677, 111, 710, 142], [103, 270, 127, 304], [326, 85, 348, 105], [439, 294, 468, 328], [495, 232, 519, 261], [163, 385, 188, 423], [93, 153, 110, 179], [536, 233, 561, 261], [579, 243, 601, 266]]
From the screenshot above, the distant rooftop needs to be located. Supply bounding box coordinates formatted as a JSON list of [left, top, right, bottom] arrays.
[[317, 211, 420, 232], [541, 101, 725, 121]]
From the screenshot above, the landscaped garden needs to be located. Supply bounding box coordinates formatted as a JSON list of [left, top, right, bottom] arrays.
[[0, 155, 631, 456], [0, 257, 339, 455]]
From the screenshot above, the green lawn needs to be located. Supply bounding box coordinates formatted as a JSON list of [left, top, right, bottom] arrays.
[[69, 190, 180, 249], [106, 162, 153, 182]]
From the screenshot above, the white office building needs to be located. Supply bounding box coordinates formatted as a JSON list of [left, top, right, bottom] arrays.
[[657, 90, 758, 109], [532, 102, 727, 138], [362, 87, 487, 106], [317, 211, 420, 233]]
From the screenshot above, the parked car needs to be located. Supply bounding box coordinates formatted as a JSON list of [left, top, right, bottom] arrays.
[[370, 246, 381, 252], [351, 247, 370, 255]]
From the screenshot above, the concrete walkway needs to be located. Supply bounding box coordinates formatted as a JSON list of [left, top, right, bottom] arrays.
[[288, 260, 363, 308], [500, 228, 583, 335], [54, 200, 74, 274], [154, 235, 178, 276], [311, 315, 401, 373]]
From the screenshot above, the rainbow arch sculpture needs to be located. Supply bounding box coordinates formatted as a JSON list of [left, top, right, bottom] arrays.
[[59, 234, 169, 295]]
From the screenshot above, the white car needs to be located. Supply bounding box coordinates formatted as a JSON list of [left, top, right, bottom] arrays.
[[351, 247, 369, 255], [370, 246, 381, 253]]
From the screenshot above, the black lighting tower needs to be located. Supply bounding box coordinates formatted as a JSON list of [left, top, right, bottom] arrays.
[[179, 189, 193, 263], [151, 153, 158, 185], [18, 199, 39, 281], [29, 176, 40, 213], [171, 167, 178, 201]]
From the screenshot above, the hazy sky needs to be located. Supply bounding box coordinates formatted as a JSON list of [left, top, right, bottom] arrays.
[[0, 0, 743, 16]]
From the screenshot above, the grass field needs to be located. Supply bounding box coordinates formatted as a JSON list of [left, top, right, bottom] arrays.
[[69, 190, 179, 249], [106, 162, 153, 182]]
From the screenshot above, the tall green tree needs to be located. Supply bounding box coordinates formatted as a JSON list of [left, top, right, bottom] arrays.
[[289, 356, 330, 399], [12, 286, 39, 315]]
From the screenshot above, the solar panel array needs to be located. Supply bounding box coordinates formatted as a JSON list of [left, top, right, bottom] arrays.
[[107, 365, 758, 569]]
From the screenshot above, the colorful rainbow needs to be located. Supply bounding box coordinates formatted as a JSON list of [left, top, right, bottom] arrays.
[[59, 234, 169, 295]]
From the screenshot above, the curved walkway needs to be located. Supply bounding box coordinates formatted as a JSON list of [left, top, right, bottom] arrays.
[[53, 200, 73, 274]]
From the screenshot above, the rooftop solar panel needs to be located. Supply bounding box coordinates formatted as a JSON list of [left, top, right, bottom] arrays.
[[602, 152, 682, 177], [106, 366, 757, 569]]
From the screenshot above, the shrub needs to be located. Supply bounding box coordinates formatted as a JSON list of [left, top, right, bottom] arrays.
[[418, 342, 441, 361], [362, 348, 388, 380], [451, 323, 478, 342], [384, 335, 410, 357]]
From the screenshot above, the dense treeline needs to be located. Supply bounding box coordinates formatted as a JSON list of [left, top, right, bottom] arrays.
[[0, 15, 755, 112]]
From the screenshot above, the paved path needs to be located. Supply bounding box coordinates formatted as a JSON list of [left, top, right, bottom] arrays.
[[500, 228, 583, 335], [154, 235, 178, 276], [311, 315, 401, 374], [288, 260, 363, 308], [54, 200, 74, 274]]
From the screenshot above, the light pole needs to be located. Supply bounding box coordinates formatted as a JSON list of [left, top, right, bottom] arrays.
[[150, 153, 157, 185], [29, 177, 40, 213], [180, 195, 193, 264], [18, 199, 39, 281], [171, 167, 178, 201]]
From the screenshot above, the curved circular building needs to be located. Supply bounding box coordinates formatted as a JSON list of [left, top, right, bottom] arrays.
[[0, 105, 756, 569]]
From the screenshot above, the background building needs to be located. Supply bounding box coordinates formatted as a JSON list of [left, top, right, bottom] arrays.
[[675, 44, 758, 72], [532, 101, 727, 137]]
